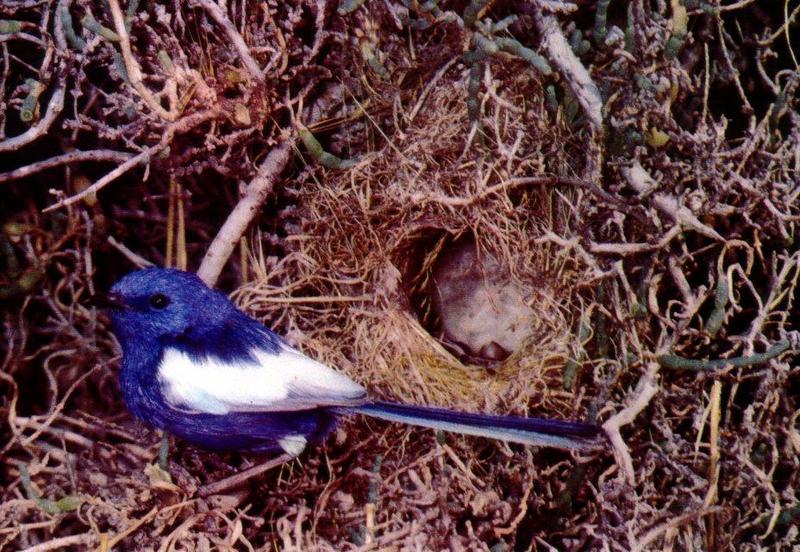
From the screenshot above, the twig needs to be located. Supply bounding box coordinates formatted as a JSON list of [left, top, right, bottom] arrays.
[[536, 0, 579, 14], [758, 1, 800, 45], [0, 78, 65, 153], [107, 236, 154, 268], [43, 110, 220, 212], [741, 250, 800, 344], [494, 450, 534, 536], [589, 227, 682, 255], [702, 379, 722, 545], [622, 162, 724, 241], [689, 0, 756, 14], [668, 255, 695, 305], [530, 12, 602, 132], [408, 58, 458, 123], [0, 32, 45, 46], [105, 506, 159, 549], [536, 231, 607, 278], [602, 363, 659, 485], [19, 533, 96, 552], [107, 0, 177, 121], [246, 294, 372, 304], [197, 138, 294, 286], [307, 0, 328, 62], [0, 520, 58, 536], [191, 0, 263, 80], [19, 366, 98, 448], [714, 15, 754, 122], [632, 507, 723, 552], [529, 10, 604, 181], [14, 417, 94, 448], [198, 453, 294, 496], [0, 149, 133, 183]]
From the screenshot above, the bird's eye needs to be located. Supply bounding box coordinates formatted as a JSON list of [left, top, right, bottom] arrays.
[[149, 293, 170, 309]]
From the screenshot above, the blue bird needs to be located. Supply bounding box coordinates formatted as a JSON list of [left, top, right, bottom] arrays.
[[100, 268, 605, 457]]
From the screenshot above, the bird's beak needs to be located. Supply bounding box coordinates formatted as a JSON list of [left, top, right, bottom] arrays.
[[87, 292, 127, 311]]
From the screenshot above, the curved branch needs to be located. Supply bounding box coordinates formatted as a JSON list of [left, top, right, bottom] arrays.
[[107, 0, 177, 121], [0, 149, 133, 184], [602, 364, 659, 485], [0, 82, 65, 153]]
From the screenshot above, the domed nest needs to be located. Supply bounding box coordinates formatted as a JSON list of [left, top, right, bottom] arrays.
[[236, 66, 595, 419]]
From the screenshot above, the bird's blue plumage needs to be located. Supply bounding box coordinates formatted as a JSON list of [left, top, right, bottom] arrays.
[[104, 268, 605, 455], [110, 268, 282, 363]]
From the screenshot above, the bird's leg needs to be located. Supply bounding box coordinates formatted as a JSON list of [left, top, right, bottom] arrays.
[[157, 432, 170, 470], [197, 453, 295, 497]]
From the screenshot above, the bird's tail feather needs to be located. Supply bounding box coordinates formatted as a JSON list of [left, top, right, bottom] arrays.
[[350, 401, 605, 451]]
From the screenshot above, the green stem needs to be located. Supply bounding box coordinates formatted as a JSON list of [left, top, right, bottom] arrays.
[[18, 463, 81, 515], [299, 126, 360, 169], [81, 14, 121, 41], [657, 340, 790, 371]]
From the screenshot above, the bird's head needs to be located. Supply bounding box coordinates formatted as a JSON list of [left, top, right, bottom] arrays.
[[100, 268, 237, 348]]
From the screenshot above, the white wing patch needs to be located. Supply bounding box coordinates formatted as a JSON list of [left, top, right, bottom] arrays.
[[158, 344, 366, 414], [278, 434, 308, 456]]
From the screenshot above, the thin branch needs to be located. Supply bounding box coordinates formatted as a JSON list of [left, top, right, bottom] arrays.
[[245, 294, 373, 304], [530, 12, 602, 132], [632, 507, 723, 552], [0, 32, 45, 46], [196, 138, 294, 285], [43, 110, 220, 212], [590, 227, 683, 255], [19, 533, 96, 552], [622, 162, 725, 241], [529, 10, 604, 181], [537, 0, 579, 13], [0, 79, 65, 153], [107, 0, 177, 121], [758, 1, 800, 45], [602, 363, 659, 485], [536, 231, 608, 277], [105, 506, 159, 549], [191, 0, 263, 80], [107, 236, 155, 268], [688, 0, 756, 14], [0, 149, 133, 183], [408, 58, 458, 123], [198, 453, 294, 496]]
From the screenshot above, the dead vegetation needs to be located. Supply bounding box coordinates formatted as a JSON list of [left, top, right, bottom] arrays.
[[1, 0, 799, 550]]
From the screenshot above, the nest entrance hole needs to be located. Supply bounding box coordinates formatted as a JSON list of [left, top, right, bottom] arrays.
[[395, 229, 547, 366]]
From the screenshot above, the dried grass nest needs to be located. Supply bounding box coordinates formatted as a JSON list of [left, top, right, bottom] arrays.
[[236, 68, 594, 419]]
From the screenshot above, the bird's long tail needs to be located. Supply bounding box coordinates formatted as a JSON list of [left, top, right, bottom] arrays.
[[350, 401, 605, 451]]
